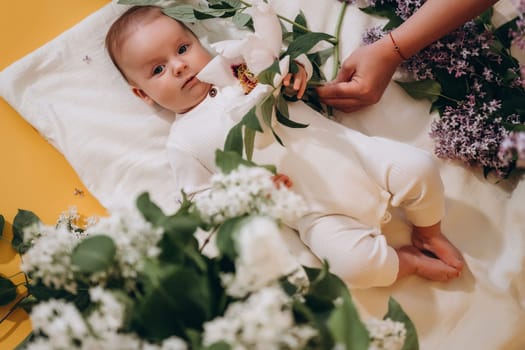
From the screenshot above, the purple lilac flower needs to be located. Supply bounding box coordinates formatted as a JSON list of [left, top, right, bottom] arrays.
[[510, 18, 525, 50], [360, 0, 424, 19], [514, 0, 525, 14], [498, 132, 525, 168], [403, 22, 499, 81], [429, 97, 512, 177], [362, 25, 386, 45], [393, 0, 424, 20]]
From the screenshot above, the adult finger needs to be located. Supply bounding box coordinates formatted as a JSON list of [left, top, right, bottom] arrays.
[[320, 97, 367, 113], [316, 78, 363, 100]]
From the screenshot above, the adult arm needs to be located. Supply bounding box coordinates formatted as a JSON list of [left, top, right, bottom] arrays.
[[316, 0, 500, 113]]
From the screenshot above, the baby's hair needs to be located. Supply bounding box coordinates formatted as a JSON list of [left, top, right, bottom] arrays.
[[105, 6, 165, 82], [106, 5, 200, 83]]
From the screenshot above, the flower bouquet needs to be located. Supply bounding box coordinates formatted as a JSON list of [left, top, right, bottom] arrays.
[[1, 151, 418, 350], [360, 0, 525, 177]]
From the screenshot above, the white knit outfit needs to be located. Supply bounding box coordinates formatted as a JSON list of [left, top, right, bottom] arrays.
[[166, 65, 444, 289]]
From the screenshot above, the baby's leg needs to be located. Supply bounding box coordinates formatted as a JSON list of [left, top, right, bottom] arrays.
[[412, 221, 464, 271]]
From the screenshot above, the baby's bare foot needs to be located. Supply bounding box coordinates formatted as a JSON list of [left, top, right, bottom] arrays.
[[397, 246, 460, 282], [412, 222, 464, 271]]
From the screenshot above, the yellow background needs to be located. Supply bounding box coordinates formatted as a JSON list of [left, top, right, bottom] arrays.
[[0, 1, 111, 348]]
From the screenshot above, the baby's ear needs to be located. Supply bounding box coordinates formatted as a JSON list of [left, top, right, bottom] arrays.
[[131, 87, 155, 105]]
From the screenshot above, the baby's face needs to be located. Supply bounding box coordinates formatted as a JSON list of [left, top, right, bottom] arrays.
[[118, 15, 212, 113]]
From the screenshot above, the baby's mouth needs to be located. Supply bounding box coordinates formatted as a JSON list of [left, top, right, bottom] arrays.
[[182, 76, 197, 89]]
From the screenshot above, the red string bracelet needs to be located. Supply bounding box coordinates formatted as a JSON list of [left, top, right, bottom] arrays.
[[388, 32, 408, 60]]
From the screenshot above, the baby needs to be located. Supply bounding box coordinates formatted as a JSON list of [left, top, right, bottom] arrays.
[[105, 5, 464, 288]]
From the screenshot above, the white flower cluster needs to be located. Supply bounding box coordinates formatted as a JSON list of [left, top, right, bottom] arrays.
[[27, 289, 188, 350], [85, 207, 163, 289], [87, 287, 126, 336], [55, 206, 92, 233], [21, 223, 84, 294], [202, 286, 317, 350], [365, 317, 407, 350], [195, 165, 308, 226], [220, 216, 304, 297]]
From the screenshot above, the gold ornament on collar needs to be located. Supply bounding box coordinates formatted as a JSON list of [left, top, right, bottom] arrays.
[[231, 63, 258, 94]]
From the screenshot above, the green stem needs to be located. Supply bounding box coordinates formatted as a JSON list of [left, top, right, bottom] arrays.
[[238, 0, 312, 33], [437, 93, 461, 104], [199, 228, 218, 253], [332, 2, 348, 80], [277, 14, 310, 33]]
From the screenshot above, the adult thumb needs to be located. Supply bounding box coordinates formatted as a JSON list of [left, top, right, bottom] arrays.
[[333, 63, 355, 84]]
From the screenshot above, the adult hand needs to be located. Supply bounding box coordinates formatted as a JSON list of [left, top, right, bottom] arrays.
[[316, 38, 402, 113]]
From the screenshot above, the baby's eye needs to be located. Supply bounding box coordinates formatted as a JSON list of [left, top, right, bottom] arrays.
[[178, 44, 188, 54], [152, 65, 164, 75]]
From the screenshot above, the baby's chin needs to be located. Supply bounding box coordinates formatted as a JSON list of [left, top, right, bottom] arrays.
[[174, 84, 212, 114]]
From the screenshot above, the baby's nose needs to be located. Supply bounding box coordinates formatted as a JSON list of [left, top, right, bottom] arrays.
[[171, 59, 187, 76]]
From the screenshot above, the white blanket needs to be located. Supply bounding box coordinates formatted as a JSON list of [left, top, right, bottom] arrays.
[[1, 1, 524, 349]]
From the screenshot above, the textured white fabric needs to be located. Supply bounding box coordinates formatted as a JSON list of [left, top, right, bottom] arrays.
[[1, 0, 524, 349]]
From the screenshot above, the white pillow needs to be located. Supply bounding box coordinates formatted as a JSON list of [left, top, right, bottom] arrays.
[[0, 0, 377, 212]]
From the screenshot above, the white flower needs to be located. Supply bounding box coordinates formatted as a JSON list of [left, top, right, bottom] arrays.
[[30, 299, 88, 348], [211, 0, 282, 75], [365, 317, 407, 350], [85, 207, 163, 290], [158, 336, 188, 350], [55, 206, 91, 233], [87, 287, 126, 336], [202, 286, 317, 349], [194, 165, 308, 226], [197, 0, 299, 90], [21, 223, 81, 293], [221, 216, 302, 297]]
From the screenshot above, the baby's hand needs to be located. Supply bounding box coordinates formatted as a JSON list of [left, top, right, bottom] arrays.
[[283, 63, 308, 99], [271, 173, 293, 189]]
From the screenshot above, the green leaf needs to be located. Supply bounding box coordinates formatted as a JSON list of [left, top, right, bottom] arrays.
[[134, 266, 211, 340], [163, 5, 199, 22], [215, 149, 256, 174], [396, 79, 442, 103], [384, 297, 419, 350], [12, 209, 40, 254], [257, 60, 281, 85], [493, 16, 519, 49], [0, 215, 4, 238], [136, 192, 166, 227], [205, 342, 231, 350], [224, 121, 244, 156], [359, 4, 404, 30], [244, 127, 256, 161], [0, 276, 18, 306], [293, 11, 309, 36], [476, 7, 494, 27], [71, 235, 116, 274], [303, 262, 347, 305], [241, 106, 263, 132], [216, 216, 247, 260], [232, 12, 251, 29], [194, 8, 228, 20], [260, 95, 275, 128], [327, 291, 370, 350], [285, 32, 334, 59], [276, 94, 309, 128]]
